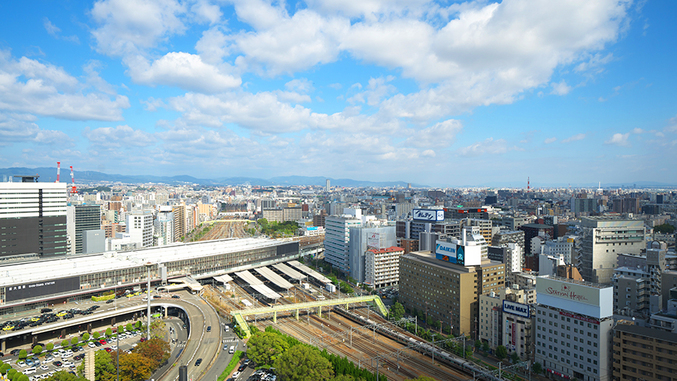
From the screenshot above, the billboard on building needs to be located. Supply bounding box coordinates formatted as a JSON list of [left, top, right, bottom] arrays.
[[435, 241, 463, 265], [5, 276, 80, 302], [413, 209, 445, 222], [536, 276, 613, 319], [503, 300, 530, 318], [367, 233, 380, 249]]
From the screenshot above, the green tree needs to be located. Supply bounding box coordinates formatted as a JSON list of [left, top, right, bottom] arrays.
[[105, 328, 112, 337], [17, 375, 29, 381], [511, 351, 520, 364], [93, 332, 100, 340], [18, 349, 27, 359], [0, 363, 11, 375], [32, 346, 43, 355], [134, 338, 170, 367], [126, 323, 133, 332], [71, 337, 79, 346], [7, 369, 17, 379], [135, 321, 142, 329], [532, 361, 543, 374], [118, 325, 125, 334], [474, 340, 482, 351], [274, 345, 334, 381], [495, 345, 508, 360], [482, 341, 490, 353], [655, 224, 676, 234], [390, 302, 405, 321], [247, 332, 290, 366], [44, 370, 89, 381], [82, 333, 90, 342], [46, 343, 54, 351], [330, 376, 358, 381], [61, 340, 69, 348]]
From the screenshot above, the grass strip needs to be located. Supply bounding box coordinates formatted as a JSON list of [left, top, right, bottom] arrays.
[[217, 351, 244, 381]]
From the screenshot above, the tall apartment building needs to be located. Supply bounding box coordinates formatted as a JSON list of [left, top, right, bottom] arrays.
[[0, 180, 68, 258], [155, 206, 174, 246], [578, 217, 646, 284], [571, 197, 597, 215], [612, 321, 677, 381], [365, 246, 404, 288], [541, 237, 575, 264], [479, 287, 534, 358], [347, 224, 396, 282], [126, 210, 154, 247], [492, 230, 525, 252], [67, 204, 101, 255], [172, 205, 186, 242], [462, 218, 494, 244], [534, 276, 614, 381], [324, 209, 362, 273], [612, 241, 667, 316]]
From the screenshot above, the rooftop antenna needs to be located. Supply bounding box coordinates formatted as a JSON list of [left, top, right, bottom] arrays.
[[70, 166, 77, 194], [56, 162, 61, 183]]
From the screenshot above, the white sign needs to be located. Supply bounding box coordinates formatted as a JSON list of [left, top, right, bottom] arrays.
[[413, 209, 445, 221], [367, 233, 380, 249], [435, 241, 460, 264], [536, 277, 600, 307], [503, 300, 530, 318]]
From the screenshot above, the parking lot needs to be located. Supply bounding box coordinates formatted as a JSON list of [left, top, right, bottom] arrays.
[[1, 329, 147, 381]]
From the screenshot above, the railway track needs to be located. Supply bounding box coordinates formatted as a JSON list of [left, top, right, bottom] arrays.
[[252, 305, 468, 381]]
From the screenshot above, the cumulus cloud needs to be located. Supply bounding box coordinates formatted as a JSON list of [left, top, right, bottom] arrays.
[[0, 112, 71, 145], [605, 132, 630, 146], [0, 50, 129, 121], [551, 80, 572, 95], [562, 133, 586, 143], [43, 18, 80, 44], [457, 138, 511, 157], [127, 52, 241, 93], [83, 125, 155, 148], [544, 137, 557, 144], [405, 119, 463, 148]]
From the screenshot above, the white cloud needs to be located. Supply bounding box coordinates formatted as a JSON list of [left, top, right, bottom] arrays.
[[83, 125, 155, 148], [551, 80, 572, 96], [127, 52, 241, 93], [405, 119, 462, 148], [562, 133, 586, 143], [0, 50, 129, 121], [285, 78, 314, 93], [189, 0, 222, 25], [90, 0, 187, 56], [544, 137, 557, 144], [457, 137, 510, 157], [632, 128, 643, 134], [43, 18, 80, 44], [605, 132, 630, 146], [348, 76, 396, 106], [0, 112, 71, 145]]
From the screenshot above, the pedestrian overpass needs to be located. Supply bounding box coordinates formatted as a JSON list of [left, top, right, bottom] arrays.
[[231, 295, 388, 338]]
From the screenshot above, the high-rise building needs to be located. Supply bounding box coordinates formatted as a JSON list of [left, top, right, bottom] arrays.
[[67, 204, 101, 255], [347, 224, 396, 282], [0, 180, 68, 258], [578, 217, 645, 284], [365, 246, 404, 288], [534, 276, 614, 381], [612, 321, 677, 381], [126, 210, 154, 247], [324, 209, 362, 273], [155, 206, 174, 246], [172, 205, 186, 242], [326, 179, 330, 192]]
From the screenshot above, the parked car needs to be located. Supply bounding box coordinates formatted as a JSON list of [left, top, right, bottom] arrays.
[[195, 358, 202, 366]]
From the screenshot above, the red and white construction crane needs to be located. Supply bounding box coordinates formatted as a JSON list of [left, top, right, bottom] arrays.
[[69, 166, 77, 194], [55, 162, 61, 182]]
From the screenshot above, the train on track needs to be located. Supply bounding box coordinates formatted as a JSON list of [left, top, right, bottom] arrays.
[[334, 307, 504, 381]]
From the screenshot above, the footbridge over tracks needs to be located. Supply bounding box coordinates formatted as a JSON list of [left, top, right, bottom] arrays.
[[231, 295, 388, 338]]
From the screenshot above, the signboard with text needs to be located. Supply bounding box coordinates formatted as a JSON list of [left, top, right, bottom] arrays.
[[367, 233, 380, 249], [435, 241, 464, 265], [5, 276, 80, 302], [413, 209, 445, 222], [503, 300, 530, 318], [536, 277, 600, 307]]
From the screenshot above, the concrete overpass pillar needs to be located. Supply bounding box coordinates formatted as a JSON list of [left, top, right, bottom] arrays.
[[87, 323, 92, 333], [295, 309, 299, 321], [164, 307, 168, 318], [273, 311, 277, 324], [111, 317, 116, 326]]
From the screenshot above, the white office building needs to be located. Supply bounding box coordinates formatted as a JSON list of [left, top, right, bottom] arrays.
[[364, 246, 404, 288], [324, 209, 363, 273], [155, 206, 174, 246], [126, 210, 154, 248], [534, 276, 614, 381]]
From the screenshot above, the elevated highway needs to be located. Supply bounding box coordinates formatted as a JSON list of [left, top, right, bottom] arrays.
[[231, 295, 388, 338]]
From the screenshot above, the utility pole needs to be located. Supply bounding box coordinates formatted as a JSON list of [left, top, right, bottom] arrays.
[[145, 262, 152, 340]]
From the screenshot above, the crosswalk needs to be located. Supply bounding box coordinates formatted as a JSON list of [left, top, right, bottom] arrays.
[[221, 338, 238, 344]]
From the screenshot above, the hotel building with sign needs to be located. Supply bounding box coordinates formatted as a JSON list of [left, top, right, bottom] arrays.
[[534, 276, 613, 381]]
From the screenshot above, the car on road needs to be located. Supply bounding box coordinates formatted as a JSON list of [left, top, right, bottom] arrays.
[[232, 371, 240, 379], [53, 361, 62, 367], [171, 295, 180, 299], [207, 326, 211, 332], [238, 363, 247, 372], [194, 358, 202, 366], [106, 299, 114, 304]]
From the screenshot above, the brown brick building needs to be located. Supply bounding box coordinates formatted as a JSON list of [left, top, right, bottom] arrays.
[[613, 321, 677, 381]]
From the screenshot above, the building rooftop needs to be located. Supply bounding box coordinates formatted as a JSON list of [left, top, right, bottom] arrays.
[[403, 251, 475, 273], [615, 321, 677, 343]]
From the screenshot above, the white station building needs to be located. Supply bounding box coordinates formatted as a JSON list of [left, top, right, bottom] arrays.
[[534, 276, 613, 381]]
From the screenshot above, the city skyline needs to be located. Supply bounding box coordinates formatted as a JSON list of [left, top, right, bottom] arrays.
[[1, 0, 676, 187]]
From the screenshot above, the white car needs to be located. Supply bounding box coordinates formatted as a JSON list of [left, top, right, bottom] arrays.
[[88, 342, 96, 348], [40, 365, 49, 371], [18, 361, 27, 367], [232, 371, 240, 379], [61, 361, 73, 368], [24, 367, 37, 375]]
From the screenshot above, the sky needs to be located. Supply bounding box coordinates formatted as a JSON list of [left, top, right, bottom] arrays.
[[0, 0, 676, 188]]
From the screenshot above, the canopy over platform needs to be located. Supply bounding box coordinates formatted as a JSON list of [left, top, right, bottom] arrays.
[[255, 267, 294, 290], [288, 260, 331, 285], [272, 263, 305, 281]]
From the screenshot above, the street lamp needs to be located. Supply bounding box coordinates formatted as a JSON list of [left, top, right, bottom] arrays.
[[145, 262, 153, 340]]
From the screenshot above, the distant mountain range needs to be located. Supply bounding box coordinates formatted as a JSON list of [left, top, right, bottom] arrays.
[[0, 167, 426, 188]]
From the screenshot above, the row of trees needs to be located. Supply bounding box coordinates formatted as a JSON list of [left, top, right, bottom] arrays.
[[256, 219, 299, 237], [246, 326, 386, 381]]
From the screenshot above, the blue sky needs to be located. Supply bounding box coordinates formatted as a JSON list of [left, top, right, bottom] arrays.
[[0, 0, 675, 187]]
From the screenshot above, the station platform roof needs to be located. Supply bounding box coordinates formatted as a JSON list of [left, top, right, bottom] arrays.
[[287, 260, 331, 285], [251, 284, 282, 300], [255, 267, 294, 290], [168, 275, 204, 291], [234, 270, 263, 285], [214, 274, 233, 284], [272, 263, 305, 281]]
